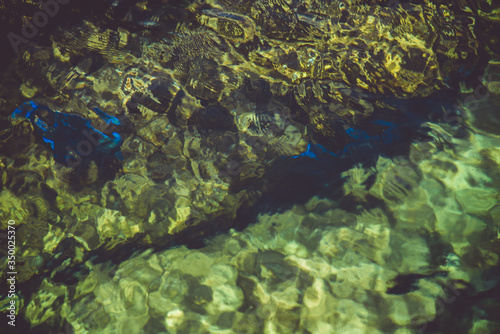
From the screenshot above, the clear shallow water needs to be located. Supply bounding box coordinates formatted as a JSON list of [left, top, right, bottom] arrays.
[[15, 90, 500, 333], [1, 1, 500, 333]]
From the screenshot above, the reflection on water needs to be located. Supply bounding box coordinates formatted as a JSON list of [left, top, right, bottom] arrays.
[[0, 0, 499, 333], [22, 110, 500, 333]]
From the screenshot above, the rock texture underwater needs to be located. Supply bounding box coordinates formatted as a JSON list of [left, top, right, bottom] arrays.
[[0, 0, 500, 333]]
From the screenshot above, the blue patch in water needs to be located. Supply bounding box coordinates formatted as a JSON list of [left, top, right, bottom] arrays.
[[12, 101, 123, 166], [290, 120, 399, 159], [291, 143, 318, 159]]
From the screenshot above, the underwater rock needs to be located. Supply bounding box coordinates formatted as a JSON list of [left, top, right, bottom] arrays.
[[0, 117, 36, 158], [27, 193, 489, 333], [456, 188, 498, 215], [12, 101, 123, 168], [25, 279, 69, 328], [96, 208, 142, 242], [0, 189, 30, 231], [369, 156, 421, 203]]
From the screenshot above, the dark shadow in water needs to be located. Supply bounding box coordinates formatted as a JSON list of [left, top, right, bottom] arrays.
[[422, 264, 500, 333]]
